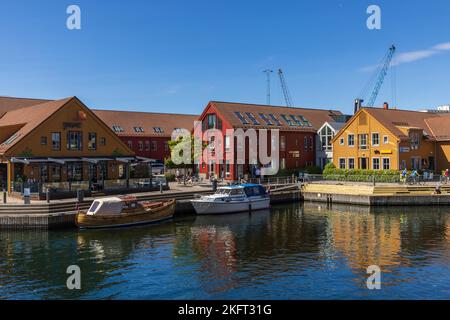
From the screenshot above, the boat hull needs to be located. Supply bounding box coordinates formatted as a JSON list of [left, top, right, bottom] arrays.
[[191, 197, 270, 215], [76, 199, 176, 229]]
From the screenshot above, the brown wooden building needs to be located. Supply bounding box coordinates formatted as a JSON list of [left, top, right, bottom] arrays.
[[0, 96, 134, 193]]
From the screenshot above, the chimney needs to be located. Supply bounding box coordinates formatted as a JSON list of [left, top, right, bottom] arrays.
[[354, 99, 363, 114], [383, 102, 389, 110]]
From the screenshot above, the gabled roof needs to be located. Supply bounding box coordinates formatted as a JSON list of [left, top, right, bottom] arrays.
[[0, 96, 51, 117], [204, 101, 344, 132], [0, 98, 73, 153], [363, 107, 448, 141], [333, 107, 450, 143], [92, 109, 198, 137]]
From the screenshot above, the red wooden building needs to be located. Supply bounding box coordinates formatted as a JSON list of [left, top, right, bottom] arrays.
[[196, 101, 343, 180], [93, 109, 198, 162]]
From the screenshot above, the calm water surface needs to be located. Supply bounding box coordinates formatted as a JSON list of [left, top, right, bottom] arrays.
[[0, 203, 449, 299]]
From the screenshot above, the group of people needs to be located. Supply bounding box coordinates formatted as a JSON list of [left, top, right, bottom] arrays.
[[175, 169, 198, 185]]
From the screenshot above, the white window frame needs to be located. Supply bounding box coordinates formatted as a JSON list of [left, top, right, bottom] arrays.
[[348, 134, 355, 147], [339, 158, 346, 169], [372, 132, 380, 146], [383, 135, 389, 144], [382, 157, 390, 170], [372, 157, 380, 170], [348, 157, 355, 169]]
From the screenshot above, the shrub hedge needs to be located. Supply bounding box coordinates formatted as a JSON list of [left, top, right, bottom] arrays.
[[322, 163, 400, 183]]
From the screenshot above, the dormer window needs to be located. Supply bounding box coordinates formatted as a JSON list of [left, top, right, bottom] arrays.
[[133, 126, 144, 133], [153, 127, 164, 133], [112, 125, 124, 132]]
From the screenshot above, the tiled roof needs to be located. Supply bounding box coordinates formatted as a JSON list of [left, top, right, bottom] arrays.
[[92, 109, 199, 137], [0, 96, 51, 117], [0, 97, 73, 153], [425, 114, 450, 141], [362, 107, 450, 141], [208, 101, 345, 131]]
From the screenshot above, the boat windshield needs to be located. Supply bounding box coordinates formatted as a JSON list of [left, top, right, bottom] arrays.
[[88, 201, 101, 214], [215, 188, 244, 196]]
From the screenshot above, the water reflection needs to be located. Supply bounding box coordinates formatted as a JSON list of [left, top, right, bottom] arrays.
[[0, 203, 448, 299]]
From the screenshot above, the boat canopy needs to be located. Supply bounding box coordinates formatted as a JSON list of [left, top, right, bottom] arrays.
[[87, 197, 124, 216]]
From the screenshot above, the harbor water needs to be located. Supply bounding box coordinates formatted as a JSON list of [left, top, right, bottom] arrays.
[[0, 203, 449, 299]]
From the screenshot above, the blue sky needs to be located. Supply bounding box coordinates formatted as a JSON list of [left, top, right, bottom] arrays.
[[1, 0, 449, 115]]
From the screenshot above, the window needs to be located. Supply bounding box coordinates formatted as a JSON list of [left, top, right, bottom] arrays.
[[50, 165, 61, 181], [234, 112, 249, 125], [164, 142, 169, 152], [41, 136, 47, 145], [207, 114, 217, 129], [372, 133, 380, 146], [281, 114, 294, 126], [382, 158, 390, 170], [280, 136, 286, 151], [348, 134, 355, 147], [304, 136, 308, 150], [339, 137, 345, 145], [281, 158, 286, 170], [52, 132, 61, 150], [245, 112, 260, 125], [153, 127, 164, 133], [133, 126, 144, 133], [410, 132, 420, 150], [3, 133, 18, 145], [127, 141, 133, 149], [100, 137, 106, 146], [67, 131, 82, 150], [298, 115, 312, 127], [152, 141, 157, 151], [309, 136, 313, 151], [67, 162, 83, 181], [383, 135, 389, 144], [290, 115, 304, 126], [40, 164, 48, 182], [348, 158, 355, 169], [174, 128, 184, 133], [339, 158, 346, 169], [320, 125, 334, 152], [269, 114, 282, 126], [225, 135, 231, 152], [145, 140, 150, 151], [225, 160, 231, 177], [112, 125, 124, 132], [358, 134, 368, 150], [259, 113, 274, 125], [372, 158, 380, 170], [138, 141, 144, 151], [88, 132, 97, 150]]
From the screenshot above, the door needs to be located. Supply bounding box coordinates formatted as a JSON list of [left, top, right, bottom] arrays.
[[360, 158, 368, 170]]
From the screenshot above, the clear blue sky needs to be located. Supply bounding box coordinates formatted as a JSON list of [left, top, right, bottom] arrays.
[[1, 0, 449, 115]]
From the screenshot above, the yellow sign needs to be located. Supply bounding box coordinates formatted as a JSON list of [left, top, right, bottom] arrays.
[[380, 150, 392, 154]]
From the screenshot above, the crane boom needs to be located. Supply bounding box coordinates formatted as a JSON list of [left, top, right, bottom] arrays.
[[356, 45, 396, 110], [278, 69, 293, 107]]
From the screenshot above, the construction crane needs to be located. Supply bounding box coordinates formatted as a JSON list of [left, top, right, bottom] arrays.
[[355, 44, 396, 112], [263, 69, 273, 105], [278, 69, 293, 107]]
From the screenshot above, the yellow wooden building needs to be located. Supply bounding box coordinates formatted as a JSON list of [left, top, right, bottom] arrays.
[[332, 105, 450, 172]]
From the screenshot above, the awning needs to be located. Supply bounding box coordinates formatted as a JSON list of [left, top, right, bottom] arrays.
[[81, 157, 114, 164], [115, 157, 136, 163], [136, 156, 157, 163]]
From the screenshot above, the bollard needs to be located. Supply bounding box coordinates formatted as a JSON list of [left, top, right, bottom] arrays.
[[77, 189, 84, 202], [160, 182, 163, 194], [3, 189, 6, 204], [23, 187, 31, 205], [46, 188, 50, 203]]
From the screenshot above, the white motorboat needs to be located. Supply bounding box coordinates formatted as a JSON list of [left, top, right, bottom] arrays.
[[190, 184, 270, 215]]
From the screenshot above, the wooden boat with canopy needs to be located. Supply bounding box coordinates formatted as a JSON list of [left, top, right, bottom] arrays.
[[76, 195, 176, 229]]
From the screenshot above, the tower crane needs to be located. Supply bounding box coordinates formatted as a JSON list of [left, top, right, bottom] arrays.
[[278, 69, 293, 107], [355, 44, 396, 112], [263, 69, 273, 105]]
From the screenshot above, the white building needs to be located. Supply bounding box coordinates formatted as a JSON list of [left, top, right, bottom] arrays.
[[316, 121, 345, 169]]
